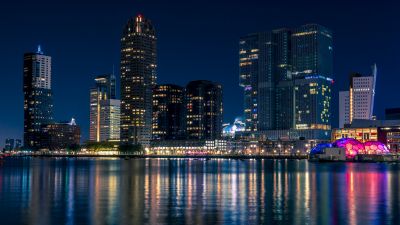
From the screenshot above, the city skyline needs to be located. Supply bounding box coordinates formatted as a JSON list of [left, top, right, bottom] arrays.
[[1, 0, 399, 147]]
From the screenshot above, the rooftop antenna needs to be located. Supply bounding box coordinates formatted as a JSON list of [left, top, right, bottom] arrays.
[[69, 118, 76, 126], [37, 45, 43, 54]]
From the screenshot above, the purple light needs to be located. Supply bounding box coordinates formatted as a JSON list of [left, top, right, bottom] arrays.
[[363, 141, 390, 155], [333, 138, 362, 158]]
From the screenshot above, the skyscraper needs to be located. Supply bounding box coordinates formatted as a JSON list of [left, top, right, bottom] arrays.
[[239, 24, 333, 139], [152, 84, 185, 140], [239, 29, 293, 132], [292, 24, 333, 138], [239, 33, 263, 132], [23, 46, 54, 149], [89, 74, 120, 142], [185, 80, 223, 140], [120, 14, 157, 147], [339, 65, 377, 128]]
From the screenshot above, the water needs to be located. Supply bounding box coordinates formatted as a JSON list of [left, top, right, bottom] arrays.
[[0, 158, 399, 225]]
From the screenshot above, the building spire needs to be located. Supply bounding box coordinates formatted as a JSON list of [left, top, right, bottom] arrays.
[[37, 45, 43, 54]]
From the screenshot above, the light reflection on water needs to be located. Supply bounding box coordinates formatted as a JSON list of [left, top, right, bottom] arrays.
[[0, 158, 399, 225]]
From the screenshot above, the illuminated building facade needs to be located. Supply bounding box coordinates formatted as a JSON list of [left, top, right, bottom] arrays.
[[152, 84, 185, 140], [150, 139, 227, 155], [339, 65, 377, 127], [222, 117, 246, 138], [23, 46, 54, 149], [40, 119, 81, 150], [292, 25, 333, 139], [239, 24, 333, 139], [120, 14, 157, 147], [311, 138, 390, 160], [294, 76, 332, 139], [185, 80, 223, 140], [332, 119, 400, 153], [332, 127, 378, 142], [89, 74, 120, 142], [239, 34, 260, 132]]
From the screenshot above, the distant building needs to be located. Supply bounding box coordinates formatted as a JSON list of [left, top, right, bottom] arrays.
[[23, 46, 54, 150], [239, 24, 333, 140], [15, 139, 22, 149], [385, 108, 400, 120], [120, 14, 157, 147], [185, 80, 223, 140], [89, 74, 120, 142], [5, 139, 14, 151], [222, 117, 246, 138], [339, 65, 377, 128], [40, 119, 81, 150], [152, 84, 185, 140]]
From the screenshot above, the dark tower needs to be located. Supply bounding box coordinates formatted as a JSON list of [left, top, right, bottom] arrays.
[[23, 46, 54, 149], [120, 14, 157, 147], [152, 84, 185, 140], [185, 80, 223, 140]]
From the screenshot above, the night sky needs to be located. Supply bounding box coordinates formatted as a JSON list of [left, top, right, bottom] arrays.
[[0, 0, 399, 147]]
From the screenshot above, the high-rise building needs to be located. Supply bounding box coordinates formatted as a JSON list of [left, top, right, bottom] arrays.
[[40, 119, 81, 150], [339, 65, 377, 128], [239, 33, 263, 132], [152, 84, 185, 140], [89, 74, 120, 142], [120, 14, 157, 147], [239, 24, 333, 139], [291, 25, 333, 138], [23, 46, 54, 149], [185, 80, 223, 140], [239, 29, 293, 132]]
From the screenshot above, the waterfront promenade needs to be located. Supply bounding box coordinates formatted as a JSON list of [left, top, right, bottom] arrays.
[[2, 151, 309, 160]]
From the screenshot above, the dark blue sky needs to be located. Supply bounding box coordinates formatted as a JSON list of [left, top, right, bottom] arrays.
[[0, 0, 399, 146]]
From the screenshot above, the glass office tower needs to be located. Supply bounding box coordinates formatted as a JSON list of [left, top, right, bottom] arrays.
[[239, 24, 333, 140]]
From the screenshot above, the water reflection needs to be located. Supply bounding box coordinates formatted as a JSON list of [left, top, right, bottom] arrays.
[[0, 158, 399, 225]]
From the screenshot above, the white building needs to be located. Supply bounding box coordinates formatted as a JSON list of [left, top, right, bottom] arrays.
[[89, 74, 120, 142], [32, 45, 52, 89], [98, 99, 120, 141], [339, 64, 377, 128]]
